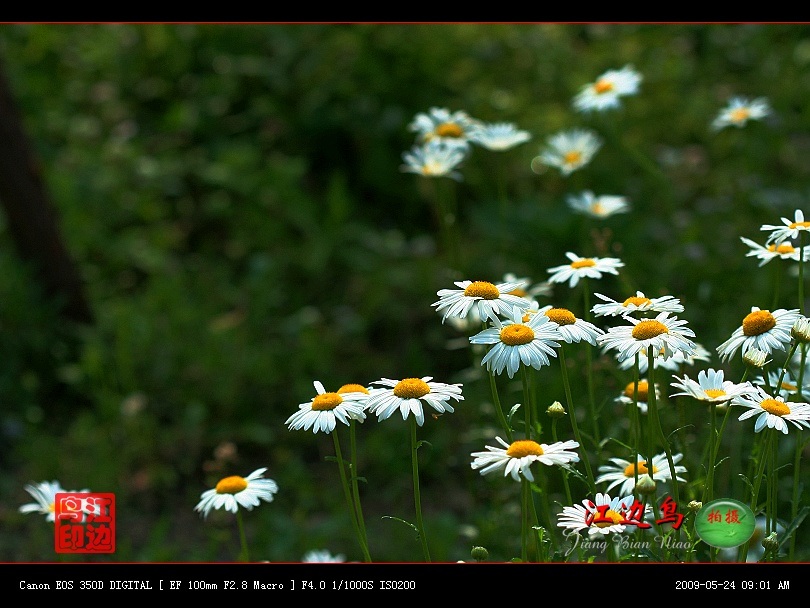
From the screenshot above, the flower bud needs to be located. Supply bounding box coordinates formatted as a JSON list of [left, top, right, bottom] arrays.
[[762, 532, 779, 552], [546, 401, 567, 418], [635, 474, 657, 495], [743, 348, 769, 369], [470, 546, 489, 561], [792, 317, 810, 343], [687, 500, 703, 513]]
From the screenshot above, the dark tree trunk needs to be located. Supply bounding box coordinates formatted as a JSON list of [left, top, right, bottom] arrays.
[[0, 56, 93, 324]]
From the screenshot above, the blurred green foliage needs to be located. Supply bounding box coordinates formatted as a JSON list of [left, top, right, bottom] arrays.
[[2, 23, 810, 562]]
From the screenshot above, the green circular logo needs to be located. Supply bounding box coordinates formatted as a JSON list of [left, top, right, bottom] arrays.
[[695, 499, 757, 549]]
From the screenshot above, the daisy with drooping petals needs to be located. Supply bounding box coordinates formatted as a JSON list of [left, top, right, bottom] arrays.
[[432, 278, 532, 325], [285, 380, 368, 434], [556, 492, 643, 537], [547, 252, 624, 289], [711, 96, 771, 130], [716, 306, 801, 362], [566, 191, 630, 218], [615, 379, 659, 414], [366, 376, 463, 427], [469, 122, 531, 151], [572, 65, 642, 113], [591, 290, 684, 317], [470, 306, 562, 379], [731, 386, 810, 434], [536, 305, 604, 345], [502, 272, 553, 301], [670, 368, 756, 404], [400, 140, 465, 181], [761, 209, 810, 246], [195, 467, 278, 518], [534, 129, 602, 176], [598, 311, 696, 363], [471, 436, 580, 482], [740, 236, 810, 267], [752, 369, 805, 399], [596, 452, 687, 497], [409, 106, 481, 149], [19, 480, 91, 522]]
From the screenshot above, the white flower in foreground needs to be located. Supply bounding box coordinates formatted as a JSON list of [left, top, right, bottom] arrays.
[[670, 368, 756, 404], [400, 140, 465, 180], [366, 376, 463, 426], [534, 129, 602, 176], [716, 306, 801, 362], [761, 209, 810, 246], [596, 452, 687, 497], [598, 311, 696, 363], [19, 480, 90, 523], [469, 121, 531, 150], [285, 380, 368, 434], [547, 252, 624, 289], [470, 305, 562, 378], [432, 278, 532, 325], [566, 191, 630, 218], [740, 236, 810, 267], [536, 305, 604, 345], [302, 549, 346, 563], [409, 106, 481, 148], [711, 96, 771, 130], [557, 492, 642, 537], [573, 65, 642, 113], [591, 290, 684, 317], [195, 468, 278, 518], [471, 436, 579, 482], [731, 386, 810, 434]]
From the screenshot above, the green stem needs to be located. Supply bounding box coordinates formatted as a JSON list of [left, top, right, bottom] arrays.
[[740, 429, 775, 562], [410, 416, 431, 562], [647, 348, 681, 511], [236, 509, 249, 562], [332, 430, 372, 562], [489, 369, 513, 442], [559, 345, 595, 493], [520, 477, 529, 562], [349, 420, 370, 559], [521, 367, 534, 440]]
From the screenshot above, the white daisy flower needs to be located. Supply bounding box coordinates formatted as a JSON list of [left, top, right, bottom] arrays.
[[566, 191, 630, 218], [556, 492, 642, 537], [572, 65, 642, 113], [534, 129, 602, 176], [615, 379, 659, 414], [366, 376, 463, 427], [711, 96, 771, 130], [596, 452, 687, 497], [740, 236, 810, 267], [547, 252, 624, 289], [19, 480, 91, 523], [195, 467, 279, 518], [591, 290, 684, 317], [408, 106, 481, 149], [731, 386, 810, 434], [302, 549, 346, 563], [468, 121, 531, 151], [761, 209, 810, 246], [616, 342, 711, 373], [752, 369, 805, 399], [502, 272, 553, 300], [716, 306, 801, 362], [400, 140, 465, 180], [670, 368, 755, 404], [536, 305, 604, 345], [598, 311, 696, 363], [470, 436, 579, 482], [285, 380, 368, 434], [432, 278, 532, 325], [470, 305, 562, 378]]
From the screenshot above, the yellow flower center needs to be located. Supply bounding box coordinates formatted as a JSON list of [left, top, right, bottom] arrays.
[[789, 221, 810, 229], [215, 475, 248, 494], [631, 320, 669, 340], [623, 380, 649, 401], [593, 79, 614, 94], [338, 384, 369, 394], [544, 307, 576, 326], [421, 162, 443, 176], [464, 281, 500, 300], [622, 461, 658, 478], [623, 296, 652, 307], [508, 287, 528, 297], [563, 150, 583, 165], [591, 202, 604, 215], [393, 378, 431, 399], [594, 509, 625, 528], [704, 388, 727, 399], [782, 382, 797, 391], [768, 243, 796, 254], [48, 502, 56, 513], [730, 108, 750, 123], [312, 392, 343, 411], [742, 310, 776, 336], [570, 258, 596, 269], [500, 324, 535, 346], [760, 398, 790, 416], [506, 439, 545, 457], [435, 122, 464, 138]]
